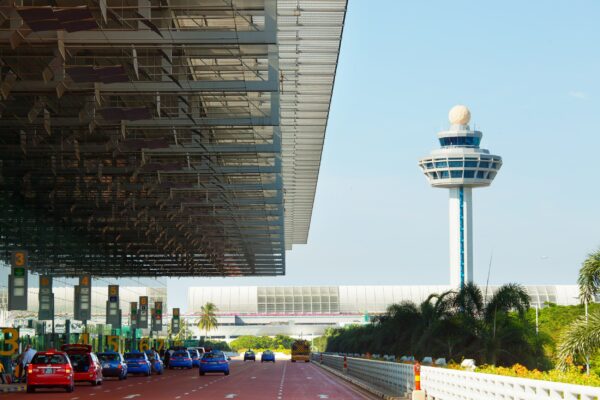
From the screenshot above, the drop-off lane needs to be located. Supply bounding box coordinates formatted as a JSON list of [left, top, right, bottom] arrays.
[[7, 360, 378, 400]]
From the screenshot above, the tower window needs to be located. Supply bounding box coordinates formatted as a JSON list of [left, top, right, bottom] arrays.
[[464, 170, 475, 178], [450, 170, 462, 178], [476, 171, 486, 179], [434, 161, 448, 168], [448, 161, 463, 167], [465, 161, 478, 167], [479, 162, 490, 168], [440, 171, 449, 178]]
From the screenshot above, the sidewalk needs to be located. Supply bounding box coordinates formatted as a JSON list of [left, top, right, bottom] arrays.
[[0, 384, 26, 393]]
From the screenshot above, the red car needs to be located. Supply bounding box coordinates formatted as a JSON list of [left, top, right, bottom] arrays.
[[60, 344, 103, 386], [27, 350, 74, 393]]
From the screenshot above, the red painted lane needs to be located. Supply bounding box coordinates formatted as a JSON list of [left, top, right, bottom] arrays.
[[7, 360, 378, 400]]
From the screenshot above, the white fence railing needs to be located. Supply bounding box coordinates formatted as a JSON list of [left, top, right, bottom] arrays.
[[421, 366, 600, 400], [312, 353, 600, 400]]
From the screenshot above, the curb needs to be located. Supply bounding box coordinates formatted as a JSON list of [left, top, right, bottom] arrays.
[[0, 384, 26, 393], [313, 362, 407, 400]]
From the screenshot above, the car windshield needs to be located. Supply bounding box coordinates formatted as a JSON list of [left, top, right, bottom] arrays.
[[32, 354, 67, 365], [99, 353, 120, 362], [124, 353, 144, 360], [246, 351, 254, 354], [145, 352, 156, 360], [69, 354, 90, 372], [188, 350, 198, 357], [173, 351, 188, 357], [264, 351, 273, 354], [203, 353, 225, 360]]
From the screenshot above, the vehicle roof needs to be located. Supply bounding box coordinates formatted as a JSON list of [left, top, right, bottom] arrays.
[[60, 344, 93, 353], [36, 349, 67, 355]]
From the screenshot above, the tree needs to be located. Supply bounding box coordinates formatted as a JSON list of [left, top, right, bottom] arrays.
[[557, 250, 600, 370], [197, 302, 218, 339]]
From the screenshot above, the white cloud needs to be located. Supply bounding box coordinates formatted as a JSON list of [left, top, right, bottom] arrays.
[[568, 90, 587, 99]]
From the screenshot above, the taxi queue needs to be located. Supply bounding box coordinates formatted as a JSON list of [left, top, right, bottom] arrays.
[[24, 344, 231, 393]]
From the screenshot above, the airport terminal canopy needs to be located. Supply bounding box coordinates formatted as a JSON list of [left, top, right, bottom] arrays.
[[0, 0, 347, 277]]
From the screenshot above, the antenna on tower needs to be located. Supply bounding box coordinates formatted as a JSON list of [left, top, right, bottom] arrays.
[[484, 250, 493, 303]]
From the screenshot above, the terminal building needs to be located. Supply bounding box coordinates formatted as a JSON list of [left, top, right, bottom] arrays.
[[186, 285, 588, 340]]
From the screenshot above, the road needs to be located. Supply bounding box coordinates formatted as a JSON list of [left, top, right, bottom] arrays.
[[8, 360, 378, 400]]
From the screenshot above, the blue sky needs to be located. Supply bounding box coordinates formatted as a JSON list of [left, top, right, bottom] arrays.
[[168, 1, 600, 310]]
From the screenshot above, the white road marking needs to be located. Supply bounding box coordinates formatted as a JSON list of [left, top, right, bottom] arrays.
[[318, 395, 329, 399], [70, 397, 79, 400], [251, 376, 256, 379], [307, 376, 312, 380], [122, 395, 141, 399], [224, 394, 237, 399]]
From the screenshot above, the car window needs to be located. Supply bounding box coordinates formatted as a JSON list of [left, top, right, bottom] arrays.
[[69, 354, 90, 371], [99, 353, 120, 362], [145, 352, 156, 360], [124, 353, 144, 360], [188, 350, 198, 357], [173, 351, 189, 357], [32, 354, 67, 365], [203, 353, 224, 360]]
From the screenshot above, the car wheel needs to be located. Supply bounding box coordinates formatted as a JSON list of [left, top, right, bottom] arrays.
[[199, 371, 205, 376], [169, 366, 173, 370], [26, 386, 35, 393], [92, 380, 98, 386], [224, 371, 229, 376], [66, 385, 74, 393], [119, 375, 124, 380], [98, 379, 103, 385]]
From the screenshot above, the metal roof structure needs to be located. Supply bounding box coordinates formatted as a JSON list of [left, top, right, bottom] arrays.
[[0, 0, 347, 277]]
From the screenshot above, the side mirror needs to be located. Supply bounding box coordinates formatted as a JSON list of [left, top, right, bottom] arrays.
[[227, 357, 231, 361]]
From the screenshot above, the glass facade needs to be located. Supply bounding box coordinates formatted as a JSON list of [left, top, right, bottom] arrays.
[[257, 286, 339, 314]]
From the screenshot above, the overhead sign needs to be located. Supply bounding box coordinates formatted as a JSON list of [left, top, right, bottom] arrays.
[[171, 307, 180, 335], [38, 275, 54, 321], [8, 250, 28, 310], [137, 296, 148, 329], [106, 285, 121, 329]]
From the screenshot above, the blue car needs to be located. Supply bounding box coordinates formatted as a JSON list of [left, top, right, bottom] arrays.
[[169, 350, 193, 369], [144, 350, 164, 375], [188, 349, 201, 368], [199, 352, 230, 376], [124, 352, 151, 376], [98, 351, 128, 380], [261, 350, 275, 363]]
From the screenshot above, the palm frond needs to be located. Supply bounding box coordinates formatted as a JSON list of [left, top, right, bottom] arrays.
[[578, 250, 600, 304], [484, 283, 530, 323], [556, 311, 600, 370]]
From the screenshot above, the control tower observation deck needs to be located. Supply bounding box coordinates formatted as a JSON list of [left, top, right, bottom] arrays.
[[418, 106, 502, 288]]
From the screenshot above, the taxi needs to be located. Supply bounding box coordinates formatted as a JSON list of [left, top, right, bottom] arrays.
[[188, 349, 201, 368], [26, 349, 74, 393], [124, 352, 152, 376], [60, 344, 103, 385], [144, 350, 164, 375], [199, 351, 230, 376], [169, 350, 193, 369], [97, 351, 128, 380], [261, 350, 275, 363]]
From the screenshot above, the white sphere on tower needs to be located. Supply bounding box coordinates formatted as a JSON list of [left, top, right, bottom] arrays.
[[448, 105, 471, 125]]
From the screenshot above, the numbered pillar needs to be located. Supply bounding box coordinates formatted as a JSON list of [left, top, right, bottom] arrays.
[[8, 250, 28, 310], [106, 285, 122, 329]]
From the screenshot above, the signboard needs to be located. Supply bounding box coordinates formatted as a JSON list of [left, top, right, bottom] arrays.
[[8, 250, 28, 310], [38, 276, 54, 321], [0, 328, 19, 356], [137, 296, 148, 329], [153, 301, 163, 331], [130, 302, 138, 326], [171, 307, 180, 335], [75, 275, 92, 322], [138, 337, 150, 352], [105, 285, 121, 329]]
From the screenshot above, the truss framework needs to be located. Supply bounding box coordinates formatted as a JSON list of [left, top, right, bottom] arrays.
[[0, 0, 346, 277]]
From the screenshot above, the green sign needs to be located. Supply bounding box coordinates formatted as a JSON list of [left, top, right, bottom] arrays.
[[13, 268, 24, 277], [184, 339, 199, 348]]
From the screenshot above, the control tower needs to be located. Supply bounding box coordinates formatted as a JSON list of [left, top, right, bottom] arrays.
[[419, 105, 502, 288]]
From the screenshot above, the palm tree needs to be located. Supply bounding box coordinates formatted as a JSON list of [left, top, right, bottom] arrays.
[[557, 249, 600, 370], [197, 302, 218, 340]]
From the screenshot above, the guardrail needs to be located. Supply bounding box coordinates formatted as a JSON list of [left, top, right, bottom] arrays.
[[312, 353, 600, 400], [313, 353, 413, 397]]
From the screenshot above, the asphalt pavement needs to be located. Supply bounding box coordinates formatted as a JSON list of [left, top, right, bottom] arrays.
[[5, 360, 379, 400]]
